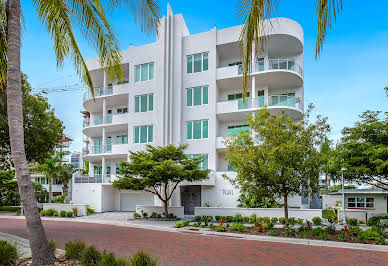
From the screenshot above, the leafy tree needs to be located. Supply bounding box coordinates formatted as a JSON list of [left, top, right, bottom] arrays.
[[319, 139, 335, 194], [1, 0, 159, 263], [113, 145, 210, 216], [336, 111, 388, 190], [237, 193, 279, 208], [0, 171, 48, 205], [238, 0, 342, 97], [224, 105, 330, 221], [0, 73, 64, 169]]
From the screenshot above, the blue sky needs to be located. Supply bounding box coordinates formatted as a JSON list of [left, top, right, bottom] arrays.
[[20, 1, 388, 153]]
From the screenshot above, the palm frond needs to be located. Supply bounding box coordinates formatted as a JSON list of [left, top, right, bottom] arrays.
[[315, 0, 342, 58], [104, 0, 160, 36], [237, 0, 278, 100], [33, 0, 95, 96], [68, 0, 123, 84]]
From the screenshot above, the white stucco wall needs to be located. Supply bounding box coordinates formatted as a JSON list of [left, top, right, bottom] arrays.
[[43, 203, 87, 216]]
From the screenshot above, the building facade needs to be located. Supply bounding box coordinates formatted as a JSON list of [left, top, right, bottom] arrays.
[[73, 5, 305, 213]]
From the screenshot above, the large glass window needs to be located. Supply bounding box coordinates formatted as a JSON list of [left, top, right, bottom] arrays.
[[135, 63, 154, 82], [189, 154, 208, 170], [186, 120, 209, 140], [135, 94, 154, 112], [228, 92, 249, 101], [134, 125, 153, 143], [117, 107, 128, 114], [116, 135, 128, 144], [257, 58, 264, 72], [186, 86, 208, 107], [271, 93, 295, 107], [347, 197, 374, 209], [187, 52, 208, 73], [258, 90, 265, 107]]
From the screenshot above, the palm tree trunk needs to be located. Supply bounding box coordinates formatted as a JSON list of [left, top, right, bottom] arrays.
[[6, 0, 55, 264], [283, 195, 288, 223], [325, 172, 329, 195], [49, 177, 52, 203]]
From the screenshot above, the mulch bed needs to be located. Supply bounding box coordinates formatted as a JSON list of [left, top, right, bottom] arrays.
[[17, 256, 80, 266]]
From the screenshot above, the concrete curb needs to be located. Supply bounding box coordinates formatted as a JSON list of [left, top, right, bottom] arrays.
[[2, 216, 387, 252]]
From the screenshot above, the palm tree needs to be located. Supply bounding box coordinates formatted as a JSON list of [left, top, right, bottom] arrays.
[[238, 0, 342, 98], [58, 163, 74, 202], [2, 0, 159, 264], [34, 154, 61, 203]]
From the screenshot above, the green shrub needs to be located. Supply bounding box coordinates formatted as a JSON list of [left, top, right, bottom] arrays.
[[157, 214, 162, 218], [48, 240, 56, 253], [193, 222, 201, 227], [150, 212, 158, 218], [52, 194, 66, 203], [367, 215, 388, 227], [312, 216, 322, 226], [233, 214, 244, 223], [226, 216, 234, 222], [133, 213, 141, 218], [66, 211, 73, 217], [362, 229, 385, 243], [267, 229, 279, 236], [175, 221, 188, 228], [284, 227, 295, 237], [45, 208, 56, 216], [87, 205, 96, 215], [142, 212, 148, 218], [262, 217, 270, 223], [300, 230, 310, 239], [72, 207, 79, 217], [298, 226, 307, 233], [80, 245, 102, 266], [243, 216, 250, 223], [0, 240, 18, 266], [53, 211, 58, 216], [349, 226, 363, 235], [202, 216, 213, 225], [216, 225, 227, 232], [182, 220, 189, 226], [130, 250, 157, 266], [263, 222, 275, 229], [40, 210, 46, 216], [279, 217, 286, 224], [249, 214, 257, 224], [271, 217, 278, 224], [322, 209, 337, 223], [99, 251, 129, 266], [296, 218, 304, 225], [347, 218, 358, 226], [167, 213, 176, 219], [288, 217, 296, 226], [256, 217, 263, 223], [337, 232, 349, 242], [231, 223, 246, 232], [194, 216, 202, 222], [65, 240, 86, 259], [311, 227, 327, 239], [0, 206, 21, 212], [60, 210, 66, 217]]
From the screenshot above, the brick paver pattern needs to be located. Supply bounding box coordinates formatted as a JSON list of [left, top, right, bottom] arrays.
[[0, 218, 387, 265]]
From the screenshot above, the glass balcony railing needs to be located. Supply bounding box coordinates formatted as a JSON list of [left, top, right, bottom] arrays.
[[269, 59, 303, 76], [237, 98, 251, 109], [105, 115, 112, 124], [94, 116, 103, 125]]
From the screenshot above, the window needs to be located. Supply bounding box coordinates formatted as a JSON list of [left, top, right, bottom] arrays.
[[228, 162, 235, 171], [116, 135, 128, 144], [258, 90, 265, 107], [187, 52, 208, 73], [189, 154, 208, 170], [228, 92, 249, 101], [135, 94, 153, 112], [227, 125, 250, 136], [135, 63, 154, 82], [228, 61, 242, 66], [117, 108, 128, 114], [257, 58, 264, 71], [115, 163, 121, 175], [106, 163, 111, 176], [347, 197, 374, 209], [271, 93, 295, 107], [186, 86, 208, 106], [134, 125, 153, 143], [301, 196, 309, 205], [186, 120, 208, 140]]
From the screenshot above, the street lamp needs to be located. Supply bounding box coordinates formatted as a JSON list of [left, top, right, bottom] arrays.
[[341, 167, 346, 225]]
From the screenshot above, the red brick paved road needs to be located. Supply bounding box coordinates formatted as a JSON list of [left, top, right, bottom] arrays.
[[1, 218, 387, 265]]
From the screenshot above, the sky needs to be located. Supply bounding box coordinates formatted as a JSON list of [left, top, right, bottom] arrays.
[[20, 0, 388, 153]]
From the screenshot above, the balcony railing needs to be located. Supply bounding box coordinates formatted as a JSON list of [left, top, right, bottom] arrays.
[[269, 58, 303, 76], [73, 173, 116, 184], [83, 145, 112, 155], [83, 82, 129, 100]]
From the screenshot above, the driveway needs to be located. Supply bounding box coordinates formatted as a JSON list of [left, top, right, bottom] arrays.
[[1, 218, 387, 265]]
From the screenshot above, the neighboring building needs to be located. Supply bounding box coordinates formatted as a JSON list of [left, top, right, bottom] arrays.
[[31, 173, 63, 197], [322, 188, 388, 220], [70, 152, 82, 169], [73, 4, 305, 213]]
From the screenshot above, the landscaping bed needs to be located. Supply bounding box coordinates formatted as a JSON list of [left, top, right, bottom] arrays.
[[133, 211, 179, 221]]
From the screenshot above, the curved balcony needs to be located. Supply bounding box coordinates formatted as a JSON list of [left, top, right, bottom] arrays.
[[82, 114, 128, 137], [216, 58, 303, 89], [82, 144, 129, 162], [217, 97, 302, 121], [83, 83, 129, 112]]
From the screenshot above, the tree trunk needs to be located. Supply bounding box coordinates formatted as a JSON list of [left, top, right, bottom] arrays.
[[48, 177, 52, 203], [325, 172, 329, 195], [63, 181, 68, 203], [284, 195, 288, 223], [5, 1, 56, 264], [164, 199, 169, 217]]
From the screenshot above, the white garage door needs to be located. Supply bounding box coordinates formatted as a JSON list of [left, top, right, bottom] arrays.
[[120, 193, 154, 211]]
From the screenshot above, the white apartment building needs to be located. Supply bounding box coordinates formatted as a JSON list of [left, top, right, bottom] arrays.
[[73, 4, 305, 214]]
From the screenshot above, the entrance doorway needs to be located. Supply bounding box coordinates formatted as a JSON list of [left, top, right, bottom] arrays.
[[180, 185, 201, 215]]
